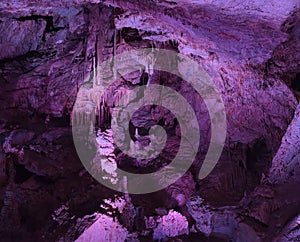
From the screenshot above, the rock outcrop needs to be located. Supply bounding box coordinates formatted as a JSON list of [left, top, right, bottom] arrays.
[[0, 0, 299, 241]]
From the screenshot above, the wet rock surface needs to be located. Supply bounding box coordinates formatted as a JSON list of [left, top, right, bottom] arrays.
[[0, 0, 299, 241]]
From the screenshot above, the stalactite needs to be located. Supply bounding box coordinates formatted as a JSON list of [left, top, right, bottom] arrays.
[[113, 29, 117, 57], [84, 112, 88, 126], [105, 103, 108, 125], [83, 111, 87, 126], [76, 111, 80, 126], [80, 112, 84, 126], [97, 99, 100, 126], [75, 111, 80, 126], [95, 34, 99, 84], [113, 29, 117, 82], [93, 50, 96, 85], [101, 101, 105, 125]]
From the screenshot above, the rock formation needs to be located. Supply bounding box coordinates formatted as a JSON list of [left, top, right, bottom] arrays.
[[0, 0, 299, 241]]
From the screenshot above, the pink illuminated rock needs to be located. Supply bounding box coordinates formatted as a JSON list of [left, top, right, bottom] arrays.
[[0, 0, 299, 241], [153, 210, 189, 240], [75, 213, 128, 242]]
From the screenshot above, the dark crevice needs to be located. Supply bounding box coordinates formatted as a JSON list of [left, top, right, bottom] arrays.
[[14, 163, 34, 184], [139, 72, 149, 86], [165, 1, 178, 5], [0, 50, 44, 66], [13, 15, 66, 41], [291, 73, 300, 92], [129, 121, 137, 142], [121, 27, 142, 43], [14, 15, 51, 22], [0, 50, 56, 79], [246, 138, 271, 191]]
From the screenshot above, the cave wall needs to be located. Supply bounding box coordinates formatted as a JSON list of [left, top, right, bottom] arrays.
[[0, 0, 300, 241]]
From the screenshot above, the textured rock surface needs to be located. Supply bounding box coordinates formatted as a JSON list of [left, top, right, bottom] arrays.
[[268, 103, 300, 184], [187, 196, 260, 242], [75, 213, 128, 242], [0, 0, 299, 241], [153, 210, 189, 240]]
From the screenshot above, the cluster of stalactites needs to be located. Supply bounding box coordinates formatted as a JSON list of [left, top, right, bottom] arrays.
[[96, 95, 111, 127]]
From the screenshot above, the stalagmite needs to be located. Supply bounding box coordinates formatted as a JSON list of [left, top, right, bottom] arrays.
[[130, 140, 135, 154], [134, 127, 139, 139]]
